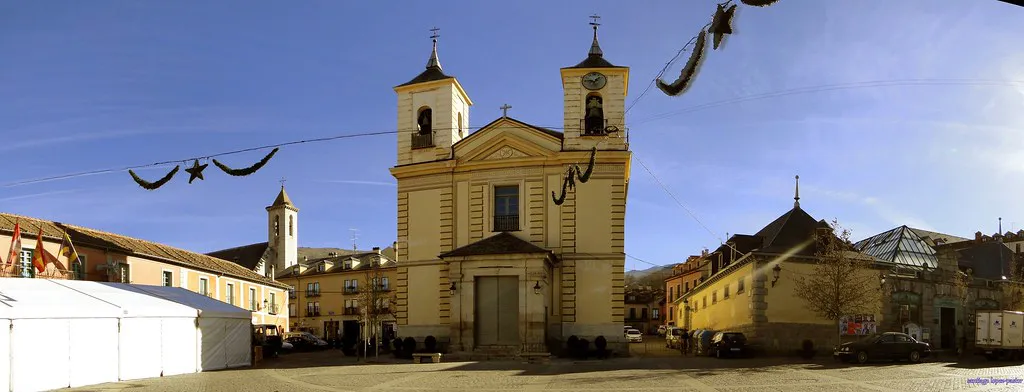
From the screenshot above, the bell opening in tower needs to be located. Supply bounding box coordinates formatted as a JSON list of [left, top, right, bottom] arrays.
[[413, 106, 434, 149], [584, 93, 605, 135]]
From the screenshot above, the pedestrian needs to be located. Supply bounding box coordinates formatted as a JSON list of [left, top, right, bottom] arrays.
[[680, 328, 690, 356]]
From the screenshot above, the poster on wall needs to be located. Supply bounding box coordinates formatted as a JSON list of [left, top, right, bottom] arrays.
[[839, 314, 878, 335]]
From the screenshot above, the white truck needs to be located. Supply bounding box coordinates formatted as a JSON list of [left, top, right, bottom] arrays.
[[976, 310, 1024, 360]]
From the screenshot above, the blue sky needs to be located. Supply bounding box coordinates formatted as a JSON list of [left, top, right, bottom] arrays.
[[2, 1, 1023, 271]]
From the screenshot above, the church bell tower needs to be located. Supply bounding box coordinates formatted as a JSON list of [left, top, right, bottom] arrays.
[[266, 185, 298, 273], [394, 28, 474, 166], [560, 16, 630, 152]]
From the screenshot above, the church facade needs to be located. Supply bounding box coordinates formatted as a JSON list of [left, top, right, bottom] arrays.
[[390, 24, 632, 355]]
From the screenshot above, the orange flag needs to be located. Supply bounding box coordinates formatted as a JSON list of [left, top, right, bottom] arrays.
[[31, 227, 48, 273], [5, 220, 21, 266]]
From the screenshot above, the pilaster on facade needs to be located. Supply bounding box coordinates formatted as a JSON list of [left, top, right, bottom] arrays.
[[527, 180, 545, 245], [560, 260, 577, 322], [610, 179, 626, 252], [439, 262, 452, 323], [611, 258, 625, 322], [440, 186, 454, 253], [559, 190, 576, 254], [396, 266, 410, 325], [469, 184, 484, 242]]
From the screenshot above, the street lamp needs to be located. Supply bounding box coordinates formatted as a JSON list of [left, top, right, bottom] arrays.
[[771, 264, 782, 287], [533, 281, 542, 295]]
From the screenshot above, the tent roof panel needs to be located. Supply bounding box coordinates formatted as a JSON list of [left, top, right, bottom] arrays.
[[0, 278, 123, 319], [125, 285, 252, 319], [51, 280, 198, 318]]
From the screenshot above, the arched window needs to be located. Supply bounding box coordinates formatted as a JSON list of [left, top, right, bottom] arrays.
[[417, 107, 432, 135], [584, 93, 604, 135], [458, 112, 464, 137], [274, 216, 280, 237], [289, 216, 294, 237]]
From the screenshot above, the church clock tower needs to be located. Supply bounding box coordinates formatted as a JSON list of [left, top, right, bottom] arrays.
[[394, 28, 474, 166], [560, 16, 629, 152]]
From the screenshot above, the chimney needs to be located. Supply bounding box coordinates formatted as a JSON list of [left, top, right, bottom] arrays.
[[373, 246, 381, 254]]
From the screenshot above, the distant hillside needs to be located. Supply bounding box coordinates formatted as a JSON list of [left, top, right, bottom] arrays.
[[625, 264, 674, 288]]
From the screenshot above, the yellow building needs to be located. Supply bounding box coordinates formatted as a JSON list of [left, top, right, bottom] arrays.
[[390, 24, 631, 355], [0, 213, 289, 329], [275, 249, 398, 342], [624, 286, 663, 334], [674, 183, 884, 353]]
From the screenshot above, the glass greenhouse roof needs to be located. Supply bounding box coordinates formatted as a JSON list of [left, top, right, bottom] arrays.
[[854, 226, 938, 270]]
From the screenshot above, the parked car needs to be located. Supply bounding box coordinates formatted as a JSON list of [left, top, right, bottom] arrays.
[[657, 325, 668, 336], [709, 331, 748, 358], [833, 332, 931, 364], [625, 329, 643, 343], [284, 332, 329, 351], [665, 327, 686, 349], [623, 325, 634, 334]]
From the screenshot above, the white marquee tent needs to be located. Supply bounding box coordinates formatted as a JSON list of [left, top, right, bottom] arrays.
[[0, 278, 253, 392], [119, 284, 253, 371]]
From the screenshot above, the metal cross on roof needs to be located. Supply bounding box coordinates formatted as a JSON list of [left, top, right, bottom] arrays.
[[429, 27, 440, 41], [500, 104, 512, 117], [279, 177, 286, 187], [589, 14, 601, 27]]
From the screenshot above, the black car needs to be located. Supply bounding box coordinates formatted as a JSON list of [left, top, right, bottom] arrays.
[[709, 332, 748, 358], [833, 332, 931, 364]]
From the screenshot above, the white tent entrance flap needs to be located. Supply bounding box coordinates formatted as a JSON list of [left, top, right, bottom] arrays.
[[0, 278, 254, 392], [125, 284, 253, 371]]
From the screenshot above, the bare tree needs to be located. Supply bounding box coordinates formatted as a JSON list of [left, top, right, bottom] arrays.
[[793, 219, 881, 345], [1001, 252, 1023, 311], [355, 256, 396, 360]]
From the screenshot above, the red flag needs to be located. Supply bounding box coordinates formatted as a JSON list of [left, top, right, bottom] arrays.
[[5, 220, 22, 266], [31, 227, 47, 273]]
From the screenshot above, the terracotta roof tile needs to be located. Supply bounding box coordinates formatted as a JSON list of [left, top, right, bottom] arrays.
[[0, 212, 287, 289]]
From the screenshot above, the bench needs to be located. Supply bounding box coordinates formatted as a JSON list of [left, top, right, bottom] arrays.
[[520, 352, 551, 364], [412, 353, 443, 363]]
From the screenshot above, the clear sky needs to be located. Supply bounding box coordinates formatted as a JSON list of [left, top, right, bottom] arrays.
[[2, 1, 1023, 271]]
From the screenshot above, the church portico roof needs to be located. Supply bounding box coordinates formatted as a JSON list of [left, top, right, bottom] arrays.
[[440, 232, 554, 259]]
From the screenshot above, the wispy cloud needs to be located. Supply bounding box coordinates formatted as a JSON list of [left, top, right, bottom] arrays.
[[0, 189, 82, 203], [319, 180, 396, 187], [801, 183, 934, 231]]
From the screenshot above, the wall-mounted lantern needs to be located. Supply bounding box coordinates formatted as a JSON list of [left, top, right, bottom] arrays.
[[879, 272, 887, 289], [263, 299, 269, 311], [449, 282, 457, 296], [533, 281, 542, 295], [771, 264, 782, 287]]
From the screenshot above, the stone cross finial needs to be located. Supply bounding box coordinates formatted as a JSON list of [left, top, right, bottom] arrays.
[[500, 104, 512, 117]]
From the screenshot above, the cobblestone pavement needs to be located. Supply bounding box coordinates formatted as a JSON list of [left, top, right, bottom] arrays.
[[67, 350, 1024, 392]]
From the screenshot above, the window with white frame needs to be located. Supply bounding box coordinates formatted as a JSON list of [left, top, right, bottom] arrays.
[[652, 308, 660, 319], [72, 254, 88, 280], [493, 185, 520, 232], [19, 249, 34, 278], [199, 277, 209, 296], [249, 287, 257, 311], [269, 293, 276, 314], [162, 271, 173, 287], [226, 283, 235, 305]]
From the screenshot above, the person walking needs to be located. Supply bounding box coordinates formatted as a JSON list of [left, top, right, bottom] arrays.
[[680, 328, 691, 356]]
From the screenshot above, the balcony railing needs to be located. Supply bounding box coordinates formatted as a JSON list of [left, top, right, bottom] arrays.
[[306, 311, 321, 317], [344, 287, 359, 294], [267, 304, 279, 315], [578, 118, 621, 135], [306, 291, 321, 297], [377, 284, 390, 292], [343, 307, 360, 315], [289, 292, 296, 299], [412, 133, 434, 149], [493, 214, 520, 232]]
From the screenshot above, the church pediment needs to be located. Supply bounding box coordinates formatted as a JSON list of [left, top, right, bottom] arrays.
[[455, 117, 562, 162]]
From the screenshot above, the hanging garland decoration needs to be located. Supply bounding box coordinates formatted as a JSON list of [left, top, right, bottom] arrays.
[[657, 0, 780, 97], [213, 147, 279, 176], [552, 147, 597, 206], [128, 166, 180, 191], [126, 148, 279, 190]]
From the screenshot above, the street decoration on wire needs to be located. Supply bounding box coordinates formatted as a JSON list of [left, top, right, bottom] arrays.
[[127, 148, 279, 190], [552, 147, 597, 205], [657, 0, 780, 97]]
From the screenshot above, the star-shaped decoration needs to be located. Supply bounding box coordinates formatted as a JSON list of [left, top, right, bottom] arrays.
[[185, 159, 209, 184], [710, 4, 737, 50]]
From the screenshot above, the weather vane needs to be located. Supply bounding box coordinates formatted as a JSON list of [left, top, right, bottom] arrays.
[[430, 27, 440, 41], [589, 14, 600, 29]]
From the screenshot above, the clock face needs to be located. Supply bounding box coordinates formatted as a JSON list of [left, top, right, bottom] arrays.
[[582, 72, 607, 90]]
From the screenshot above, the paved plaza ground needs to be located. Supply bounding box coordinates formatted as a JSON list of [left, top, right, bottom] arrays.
[[67, 345, 1024, 392]]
